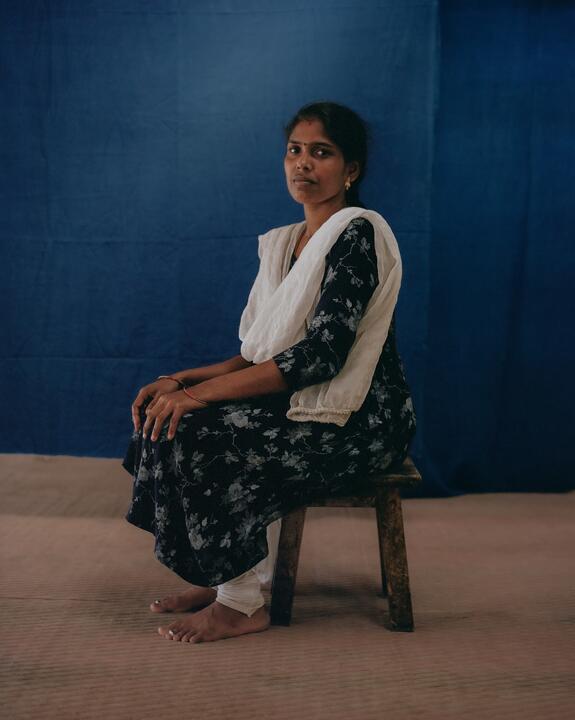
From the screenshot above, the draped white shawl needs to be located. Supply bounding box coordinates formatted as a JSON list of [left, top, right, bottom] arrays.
[[239, 206, 402, 427]]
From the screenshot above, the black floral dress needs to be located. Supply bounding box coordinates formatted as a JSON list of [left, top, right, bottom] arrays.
[[122, 217, 416, 587]]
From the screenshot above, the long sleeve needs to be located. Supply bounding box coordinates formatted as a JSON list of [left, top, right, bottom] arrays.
[[272, 217, 379, 392]]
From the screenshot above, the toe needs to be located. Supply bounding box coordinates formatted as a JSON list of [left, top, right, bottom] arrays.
[[181, 631, 197, 642], [168, 622, 189, 641], [150, 599, 169, 613], [152, 595, 178, 613], [158, 622, 179, 638]]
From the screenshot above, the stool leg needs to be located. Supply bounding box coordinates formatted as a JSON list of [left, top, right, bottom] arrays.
[[270, 507, 306, 626], [376, 486, 415, 631], [375, 507, 388, 598]]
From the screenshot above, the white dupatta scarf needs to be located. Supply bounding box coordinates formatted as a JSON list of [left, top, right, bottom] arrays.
[[239, 206, 402, 427]]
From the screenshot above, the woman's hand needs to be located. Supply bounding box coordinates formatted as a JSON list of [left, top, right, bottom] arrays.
[[131, 378, 181, 432], [142, 390, 207, 442]]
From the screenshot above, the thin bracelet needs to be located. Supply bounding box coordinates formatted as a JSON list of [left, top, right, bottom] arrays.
[[157, 375, 186, 389], [183, 386, 210, 405]]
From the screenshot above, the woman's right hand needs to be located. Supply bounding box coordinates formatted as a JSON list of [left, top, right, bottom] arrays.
[[131, 378, 181, 432]]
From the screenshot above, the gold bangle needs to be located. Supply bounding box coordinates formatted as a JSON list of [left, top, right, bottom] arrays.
[[183, 386, 210, 405], [157, 375, 185, 389]]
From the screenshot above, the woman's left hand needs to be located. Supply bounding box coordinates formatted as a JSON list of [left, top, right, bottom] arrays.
[[142, 390, 207, 442]]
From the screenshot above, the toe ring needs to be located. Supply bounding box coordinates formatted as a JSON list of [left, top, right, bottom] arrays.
[[168, 630, 175, 636], [154, 599, 161, 605]]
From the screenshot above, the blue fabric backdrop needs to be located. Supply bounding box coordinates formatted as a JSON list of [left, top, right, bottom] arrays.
[[427, 0, 575, 493], [1, 0, 573, 494]]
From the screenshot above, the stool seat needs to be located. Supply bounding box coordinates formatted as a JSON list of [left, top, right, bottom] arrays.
[[269, 456, 422, 631]]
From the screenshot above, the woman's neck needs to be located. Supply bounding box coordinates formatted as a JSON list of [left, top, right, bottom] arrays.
[[302, 198, 348, 238]]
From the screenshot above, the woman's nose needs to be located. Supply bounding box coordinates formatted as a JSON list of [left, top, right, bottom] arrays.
[[296, 153, 311, 169]]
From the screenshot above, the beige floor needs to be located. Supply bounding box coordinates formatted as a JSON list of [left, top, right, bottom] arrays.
[[1, 454, 574, 720]]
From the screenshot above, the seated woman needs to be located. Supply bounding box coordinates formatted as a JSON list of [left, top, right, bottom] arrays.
[[122, 101, 417, 644]]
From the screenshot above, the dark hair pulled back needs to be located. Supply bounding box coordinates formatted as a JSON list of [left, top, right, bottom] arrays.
[[283, 101, 370, 208]]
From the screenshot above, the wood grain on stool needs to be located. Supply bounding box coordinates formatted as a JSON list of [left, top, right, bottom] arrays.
[[270, 456, 422, 631]]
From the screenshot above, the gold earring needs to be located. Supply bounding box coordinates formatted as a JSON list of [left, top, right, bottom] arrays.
[[345, 178, 351, 191]]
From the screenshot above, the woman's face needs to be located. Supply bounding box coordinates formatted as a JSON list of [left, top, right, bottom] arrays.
[[284, 118, 359, 207]]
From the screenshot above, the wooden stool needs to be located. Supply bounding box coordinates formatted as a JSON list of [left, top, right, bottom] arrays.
[[269, 456, 421, 631]]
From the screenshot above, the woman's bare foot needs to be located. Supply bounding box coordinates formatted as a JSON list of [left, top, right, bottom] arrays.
[[157, 600, 270, 643], [150, 586, 217, 613]]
